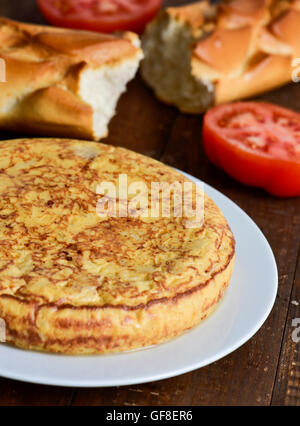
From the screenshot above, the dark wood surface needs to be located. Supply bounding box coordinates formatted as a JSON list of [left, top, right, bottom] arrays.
[[0, 0, 299, 406]]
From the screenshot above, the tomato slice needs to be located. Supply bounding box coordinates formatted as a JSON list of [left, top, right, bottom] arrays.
[[36, 0, 162, 33], [203, 102, 300, 197]]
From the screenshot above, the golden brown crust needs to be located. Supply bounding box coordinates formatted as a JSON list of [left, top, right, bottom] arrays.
[[217, 0, 271, 28], [9, 87, 95, 140], [168, 1, 214, 29], [215, 54, 292, 103], [0, 138, 235, 354], [270, 9, 300, 56], [190, 0, 299, 100], [0, 17, 139, 64], [0, 17, 142, 140], [142, 0, 300, 111], [194, 26, 253, 75]]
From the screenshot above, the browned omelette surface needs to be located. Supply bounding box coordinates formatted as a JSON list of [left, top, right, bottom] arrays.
[[0, 139, 235, 354]]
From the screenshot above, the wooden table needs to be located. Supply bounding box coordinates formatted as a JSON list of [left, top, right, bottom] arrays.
[[0, 0, 299, 407]]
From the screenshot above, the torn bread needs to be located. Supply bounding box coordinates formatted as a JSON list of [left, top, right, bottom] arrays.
[[141, 0, 300, 113], [0, 18, 143, 140]]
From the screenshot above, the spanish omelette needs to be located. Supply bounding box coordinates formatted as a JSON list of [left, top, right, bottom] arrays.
[[0, 138, 235, 354]]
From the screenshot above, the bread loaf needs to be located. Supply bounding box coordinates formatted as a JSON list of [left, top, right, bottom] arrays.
[[141, 0, 300, 113], [0, 18, 143, 140]]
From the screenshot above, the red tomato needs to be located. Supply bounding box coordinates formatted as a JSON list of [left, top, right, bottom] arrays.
[[203, 102, 300, 197], [36, 0, 162, 33]]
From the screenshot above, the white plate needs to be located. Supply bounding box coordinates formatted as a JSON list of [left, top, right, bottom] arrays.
[[0, 172, 278, 387]]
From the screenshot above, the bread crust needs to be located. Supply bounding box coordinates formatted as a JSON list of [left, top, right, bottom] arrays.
[[0, 138, 235, 354], [142, 0, 300, 112], [0, 18, 142, 140]]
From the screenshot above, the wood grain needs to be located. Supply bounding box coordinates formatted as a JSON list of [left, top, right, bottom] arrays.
[[0, 378, 75, 406], [104, 75, 176, 158], [0, 0, 299, 406], [271, 249, 300, 406], [0, 0, 46, 24]]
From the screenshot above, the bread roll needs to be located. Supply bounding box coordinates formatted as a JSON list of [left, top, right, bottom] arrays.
[[141, 0, 300, 113], [0, 18, 143, 140]]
